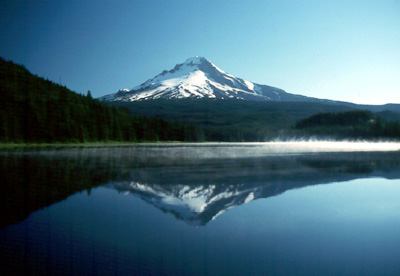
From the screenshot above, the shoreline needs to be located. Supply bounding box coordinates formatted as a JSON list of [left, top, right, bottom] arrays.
[[1, 140, 400, 151], [0, 141, 188, 149]]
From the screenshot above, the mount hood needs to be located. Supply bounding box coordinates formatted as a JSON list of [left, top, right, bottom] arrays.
[[100, 56, 327, 102]]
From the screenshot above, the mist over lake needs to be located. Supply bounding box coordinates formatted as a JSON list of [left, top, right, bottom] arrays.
[[1, 143, 400, 275]]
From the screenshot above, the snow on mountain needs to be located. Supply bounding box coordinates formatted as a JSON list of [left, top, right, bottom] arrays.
[[100, 56, 322, 102]]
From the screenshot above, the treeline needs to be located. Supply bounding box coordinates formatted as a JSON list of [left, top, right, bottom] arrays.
[[111, 99, 356, 142], [0, 57, 203, 143], [295, 110, 400, 140]]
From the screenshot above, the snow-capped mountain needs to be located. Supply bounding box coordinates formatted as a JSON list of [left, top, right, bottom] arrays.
[[100, 56, 324, 102]]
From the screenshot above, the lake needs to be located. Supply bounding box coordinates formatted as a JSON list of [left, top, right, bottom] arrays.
[[1, 143, 400, 275]]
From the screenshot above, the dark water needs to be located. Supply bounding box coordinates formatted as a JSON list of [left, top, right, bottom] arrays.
[[1, 145, 400, 275]]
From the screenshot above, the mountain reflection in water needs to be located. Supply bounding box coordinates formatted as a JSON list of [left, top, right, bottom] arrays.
[[1, 145, 400, 228]]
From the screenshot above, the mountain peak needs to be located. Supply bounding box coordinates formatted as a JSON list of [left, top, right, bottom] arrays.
[[183, 56, 208, 65], [100, 57, 324, 103]]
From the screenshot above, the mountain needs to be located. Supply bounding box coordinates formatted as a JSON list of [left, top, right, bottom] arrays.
[[99, 56, 400, 141], [100, 56, 331, 102]]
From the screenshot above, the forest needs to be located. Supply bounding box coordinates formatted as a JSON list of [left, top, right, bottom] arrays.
[[112, 99, 400, 141], [111, 99, 354, 141], [0, 57, 203, 143], [294, 110, 400, 140]]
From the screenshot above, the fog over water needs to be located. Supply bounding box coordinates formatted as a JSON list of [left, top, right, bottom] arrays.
[[2, 142, 399, 167], [94, 141, 400, 160]]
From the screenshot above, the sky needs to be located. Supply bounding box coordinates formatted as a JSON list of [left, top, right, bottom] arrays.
[[0, 0, 399, 104]]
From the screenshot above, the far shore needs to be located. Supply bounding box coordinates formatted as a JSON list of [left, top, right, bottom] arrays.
[[1, 140, 400, 150], [0, 142, 177, 149]]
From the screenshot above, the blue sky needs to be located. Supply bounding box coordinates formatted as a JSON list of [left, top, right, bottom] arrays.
[[1, 0, 399, 104]]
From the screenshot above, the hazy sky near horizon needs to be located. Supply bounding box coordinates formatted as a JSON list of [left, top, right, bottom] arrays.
[[1, 0, 399, 104]]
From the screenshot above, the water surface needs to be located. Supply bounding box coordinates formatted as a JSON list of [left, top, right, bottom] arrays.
[[1, 143, 399, 275]]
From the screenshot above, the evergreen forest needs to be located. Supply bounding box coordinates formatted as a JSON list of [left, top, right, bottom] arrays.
[[294, 110, 400, 140], [0, 57, 202, 143], [112, 99, 400, 141]]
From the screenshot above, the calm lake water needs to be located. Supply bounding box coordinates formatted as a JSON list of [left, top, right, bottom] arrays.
[[1, 143, 400, 275]]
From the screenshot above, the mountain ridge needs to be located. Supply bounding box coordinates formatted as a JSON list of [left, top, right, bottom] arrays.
[[100, 56, 334, 103]]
